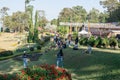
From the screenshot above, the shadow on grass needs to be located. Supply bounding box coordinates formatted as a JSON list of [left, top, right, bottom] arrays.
[[63, 48, 120, 80], [0, 59, 23, 74], [13, 53, 43, 61]]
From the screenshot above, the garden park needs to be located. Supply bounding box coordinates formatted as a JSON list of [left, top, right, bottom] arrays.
[[0, 0, 120, 80]]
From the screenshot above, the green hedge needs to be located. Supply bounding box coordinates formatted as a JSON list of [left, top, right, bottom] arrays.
[[0, 50, 41, 61], [0, 50, 13, 57]]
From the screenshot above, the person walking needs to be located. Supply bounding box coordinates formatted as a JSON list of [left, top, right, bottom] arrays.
[[56, 48, 64, 68], [75, 36, 79, 44], [22, 53, 28, 68]]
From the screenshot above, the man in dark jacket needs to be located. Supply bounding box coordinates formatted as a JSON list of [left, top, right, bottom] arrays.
[[56, 48, 64, 68], [75, 36, 79, 44]]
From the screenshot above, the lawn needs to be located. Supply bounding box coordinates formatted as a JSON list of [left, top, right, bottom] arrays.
[[0, 46, 120, 80]]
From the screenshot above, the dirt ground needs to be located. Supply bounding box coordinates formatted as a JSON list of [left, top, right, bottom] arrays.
[[0, 33, 19, 50]]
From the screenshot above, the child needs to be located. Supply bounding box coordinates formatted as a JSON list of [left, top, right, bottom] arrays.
[[56, 48, 64, 68], [83, 45, 92, 54], [22, 53, 28, 68]]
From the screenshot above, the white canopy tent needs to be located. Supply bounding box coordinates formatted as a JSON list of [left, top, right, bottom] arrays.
[[78, 30, 91, 37], [78, 30, 89, 34]]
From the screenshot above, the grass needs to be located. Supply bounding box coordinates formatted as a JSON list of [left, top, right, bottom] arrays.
[[0, 46, 120, 80]]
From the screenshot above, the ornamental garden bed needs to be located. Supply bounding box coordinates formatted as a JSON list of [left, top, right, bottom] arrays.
[[0, 64, 72, 80]]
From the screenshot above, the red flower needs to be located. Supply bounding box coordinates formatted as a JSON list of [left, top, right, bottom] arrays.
[[3, 74, 7, 79], [21, 70, 25, 75], [28, 76, 31, 80], [39, 77, 44, 80]]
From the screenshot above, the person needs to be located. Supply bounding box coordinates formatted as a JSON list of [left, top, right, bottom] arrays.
[[22, 53, 28, 68], [17, 39, 20, 44], [57, 40, 61, 48], [73, 43, 78, 50], [56, 48, 64, 68], [62, 41, 66, 49], [75, 36, 79, 44], [83, 45, 92, 54], [67, 34, 72, 47]]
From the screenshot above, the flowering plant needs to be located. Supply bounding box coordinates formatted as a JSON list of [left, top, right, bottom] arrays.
[[0, 64, 72, 80]]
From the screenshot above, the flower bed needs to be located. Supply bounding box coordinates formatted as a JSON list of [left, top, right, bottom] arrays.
[[0, 64, 72, 80]]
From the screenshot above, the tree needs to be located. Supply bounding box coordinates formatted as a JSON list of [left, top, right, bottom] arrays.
[[0, 7, 9, 31], [100, 0, 119, 12], [25, 0, 35, 11], [33, 10, 39, 42], [38, 16, 48, 28], [26, 5, 34, 43], [59, 8, 74, 22], [108, 3, 120, 22], [3, 16, 11, 28], [59, 6, 87, 23], [51, 19, 58, 25], [72, 6, 87, 22], [87, 8, 100, 23], [3, 11, 29, 32], [99, 12, 108, 23], [100, 0, 119, 22]]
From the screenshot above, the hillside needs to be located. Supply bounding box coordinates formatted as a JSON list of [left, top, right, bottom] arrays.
[[0, 33, 20, 50]]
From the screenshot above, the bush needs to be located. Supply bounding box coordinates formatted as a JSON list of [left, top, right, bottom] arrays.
[[94, 37, 102, 48], [109, 37, 118, 49], [37, 39, 45, 45], [44, 36, 50, 42], [102, 37, 109, 48], [37, 45, 41, 50], [30, 47, 34, 51], [16, 48, 29, 52], [0, 64, 71, 80], [72, 32, 78, 41], [88, 36, 95, 47], [118, 39, 120, 48], [0, 50, 13, 57], [4, 28, 10, 32], [79, 37, 88, 46]]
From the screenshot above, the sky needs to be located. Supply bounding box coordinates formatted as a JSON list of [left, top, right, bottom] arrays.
[[0, 0, 105, 21]]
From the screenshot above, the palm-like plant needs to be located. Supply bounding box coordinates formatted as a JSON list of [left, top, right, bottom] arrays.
[[109, 37, 118, 49], [88, 36, 95, 47], [102, 37, 109, 48], [94, 37, 102, 48]]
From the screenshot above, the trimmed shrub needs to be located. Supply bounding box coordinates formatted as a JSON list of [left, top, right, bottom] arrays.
[[37, 39, 45, 45], [0, 50, 13, 57], [30, 47, 34, 51], [37, 45, 41, 50], [16, 48, 29, 52], [44, 36, 50, 42], [4, 28, 10, 32]]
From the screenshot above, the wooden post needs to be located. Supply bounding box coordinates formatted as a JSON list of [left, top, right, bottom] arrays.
[[88, 21, 90, 34]]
